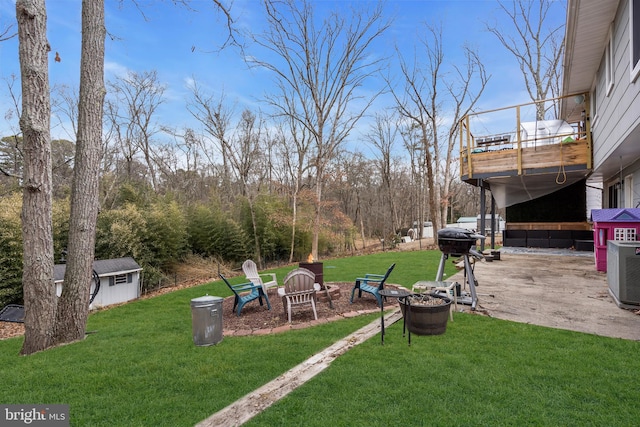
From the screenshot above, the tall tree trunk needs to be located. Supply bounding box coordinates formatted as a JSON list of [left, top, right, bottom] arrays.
[[288, 165, 303, 263], [422, 127, 440, 240], [356, 191, 366, 249], [288, 191, 297, 263], [312, 172, 322, 261], [17, 0, 56, 355], [52, 0, 105, 345], [248, 197, 263, 269], [386, 179, 398, 234]]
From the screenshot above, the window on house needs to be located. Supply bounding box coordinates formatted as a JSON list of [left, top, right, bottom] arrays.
[[605, 24, 614, 95], [632, 0, 640, 82]]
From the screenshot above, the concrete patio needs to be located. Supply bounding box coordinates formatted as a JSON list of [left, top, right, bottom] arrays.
[[448, 247, 640, 341]]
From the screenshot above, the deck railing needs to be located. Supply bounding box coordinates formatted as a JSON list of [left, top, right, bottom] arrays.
[[459, 92, 592, 179]]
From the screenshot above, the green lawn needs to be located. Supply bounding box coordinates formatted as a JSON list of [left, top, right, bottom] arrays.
[[1, 250, 639, 426], [248, 315, 640, 426]]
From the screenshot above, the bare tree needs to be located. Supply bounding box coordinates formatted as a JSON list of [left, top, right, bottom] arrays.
[[366, 112, 400, 235], [486, 0, 565, 119], [272, 116, 312, 262], [400, 122, 427, 240], [159, 127, 211, 201], [16, 0, 56, 355], [51, 0, 105, 346], [391, 25, 489, 235], [249, 0, 390, 260], [106, 70, 165, 191], [439, 44, 489, 228], [2, 73, 20, 125], [2, 84, 78, 199], [332, 150, 373, 249], [231, 110, 268, 265], [1, 21, 17, 42], [52, 84, 79, 139], [187, 83, 234, 204], [391, 36, 438, 234], [189, 87, 270, 265], [1, 75, 24, 190]]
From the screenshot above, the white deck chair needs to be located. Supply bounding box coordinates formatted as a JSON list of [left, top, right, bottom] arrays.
[[277, 268, 318, 322], [242, 260, 278, 293]]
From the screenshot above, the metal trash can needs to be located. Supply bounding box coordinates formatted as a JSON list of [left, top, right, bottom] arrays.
[[190, 295, 223, 346]]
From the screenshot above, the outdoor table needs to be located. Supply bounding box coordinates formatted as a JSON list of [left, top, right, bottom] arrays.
[[378, 288, 412, 345], [412, 281, 458, 321], [412, 280, 454, 294]]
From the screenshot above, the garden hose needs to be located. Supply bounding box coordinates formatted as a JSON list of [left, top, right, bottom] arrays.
[[89, 269, 100, 304]]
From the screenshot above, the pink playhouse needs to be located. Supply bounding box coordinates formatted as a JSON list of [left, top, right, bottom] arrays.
[[592, 208, 640, 272]]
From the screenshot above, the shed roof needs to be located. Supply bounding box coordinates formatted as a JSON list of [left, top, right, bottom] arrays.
[[591, 209, 640, 222], [54, 257, 142, 282], [457, 217, 477, 223]]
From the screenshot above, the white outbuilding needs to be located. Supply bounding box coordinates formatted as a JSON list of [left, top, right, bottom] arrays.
[[55, 257, 143, 309]]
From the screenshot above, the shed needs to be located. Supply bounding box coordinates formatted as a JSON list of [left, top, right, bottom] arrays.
[[411, 221, 434, 239], [592, 209, 640, 272], [55, 257, 143, 309]]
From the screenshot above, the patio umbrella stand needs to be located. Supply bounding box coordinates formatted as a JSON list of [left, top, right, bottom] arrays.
[[435, 228, 485, 310]]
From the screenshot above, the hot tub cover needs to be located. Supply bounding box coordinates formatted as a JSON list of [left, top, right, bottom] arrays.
[[0, 304, 24, 323]]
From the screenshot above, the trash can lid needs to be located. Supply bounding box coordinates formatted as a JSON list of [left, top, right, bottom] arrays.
[[190, 295, 223, 308]]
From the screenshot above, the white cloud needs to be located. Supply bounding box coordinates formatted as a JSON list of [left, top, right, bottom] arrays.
[[104, 61, 129, 79]]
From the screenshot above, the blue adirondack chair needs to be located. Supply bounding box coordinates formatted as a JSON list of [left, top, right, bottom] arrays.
[[350, 263, 396, 307], [220, 274, 271, 316]]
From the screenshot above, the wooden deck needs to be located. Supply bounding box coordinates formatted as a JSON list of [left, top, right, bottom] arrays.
[[460, 139, 591, 180]]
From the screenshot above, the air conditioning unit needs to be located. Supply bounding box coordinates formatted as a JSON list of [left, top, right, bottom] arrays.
[[607, 240, 640, 309]]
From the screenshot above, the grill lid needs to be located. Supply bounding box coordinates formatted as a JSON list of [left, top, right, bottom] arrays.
[[437, 227, 485, 241]]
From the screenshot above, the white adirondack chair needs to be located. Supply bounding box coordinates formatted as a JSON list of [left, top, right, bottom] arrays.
[[242, 259, 278, 293]]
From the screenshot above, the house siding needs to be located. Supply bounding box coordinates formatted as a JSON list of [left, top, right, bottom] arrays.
[[592, 0, 640, 179]]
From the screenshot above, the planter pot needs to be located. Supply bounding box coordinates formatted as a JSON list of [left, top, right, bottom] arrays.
[[399, 295, 451, 335]]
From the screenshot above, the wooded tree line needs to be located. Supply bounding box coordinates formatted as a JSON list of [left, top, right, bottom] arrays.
[[1, 1, 489, 307], [0, 123, 482, 308], [3, 0, 561, 354]]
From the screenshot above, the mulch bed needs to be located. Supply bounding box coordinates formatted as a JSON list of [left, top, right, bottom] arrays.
[[221, 282, 403, 333], [0, 321, 24, 340]]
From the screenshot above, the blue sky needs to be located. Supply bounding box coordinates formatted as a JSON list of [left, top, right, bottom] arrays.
[[0, 0, 566, 147]]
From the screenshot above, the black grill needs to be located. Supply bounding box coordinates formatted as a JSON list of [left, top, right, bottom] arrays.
[[437, 228, 484, 256]]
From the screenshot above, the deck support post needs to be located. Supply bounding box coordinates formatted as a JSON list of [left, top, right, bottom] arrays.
[[490, 195, 496, 249], [480, 181, 486, 252]]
